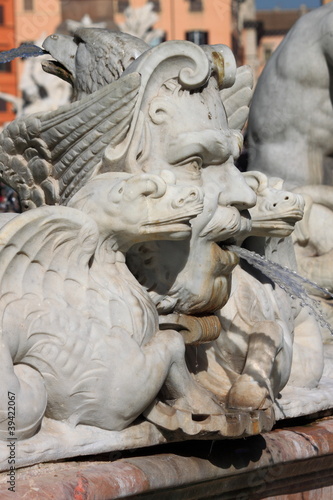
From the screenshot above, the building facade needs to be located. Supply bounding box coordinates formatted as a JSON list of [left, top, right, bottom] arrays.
[[255, 6, 309, 76], [0, 0, 17, 124], [114, 0, 235, 52], [15, 0, 61, 46], [0, 0, 61, 127], [60, 0, 116, 28]]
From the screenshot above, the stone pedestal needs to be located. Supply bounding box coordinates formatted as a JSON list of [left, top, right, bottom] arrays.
[[1, 414, 333, 499]]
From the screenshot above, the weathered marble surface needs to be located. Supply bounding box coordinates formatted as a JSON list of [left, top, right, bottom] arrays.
[[0, 31, 332, 469], [292, 185, 333, 306], [247, 2, 333, 189], [247, 2, 333, 341]]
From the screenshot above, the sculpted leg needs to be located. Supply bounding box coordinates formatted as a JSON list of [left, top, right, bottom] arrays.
[[82, 328, 223, 432], [0, 342, 47, 440], [289, 308, 324, 388], [135, 330, 223, 417], [157, 330, 223, 415], [226, 321, 285, 410]]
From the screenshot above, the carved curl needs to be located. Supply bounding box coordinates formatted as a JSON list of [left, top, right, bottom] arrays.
[[103, 41, 237, 171]]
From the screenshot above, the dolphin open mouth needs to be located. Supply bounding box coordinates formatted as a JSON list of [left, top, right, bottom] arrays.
[[251, 208, 304, 235], [142, 203, 204, 236], [42, 34, 78, 86], [42, 59, 74, 84], [252, 208, 304, 223], [143, 203, 203, 226]]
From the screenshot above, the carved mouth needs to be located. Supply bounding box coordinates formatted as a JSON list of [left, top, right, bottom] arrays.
[[200, 209, 251, 241], [143, 203, 203, 227], [252, 209, 303, 223], [251, 209, 303, 236], [42, 60, 73, 85], [141, 203, 203, 239]]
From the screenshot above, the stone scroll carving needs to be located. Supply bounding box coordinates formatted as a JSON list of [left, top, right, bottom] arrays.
[[0, 30, 331, 468]]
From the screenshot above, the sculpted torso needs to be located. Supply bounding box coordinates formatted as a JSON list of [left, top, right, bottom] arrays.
[[248, 3, 333, 188]]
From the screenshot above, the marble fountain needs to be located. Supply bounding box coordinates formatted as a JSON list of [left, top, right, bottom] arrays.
[[1, 4, 333, 498]]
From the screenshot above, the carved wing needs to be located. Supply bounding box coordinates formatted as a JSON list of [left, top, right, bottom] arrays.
[[220, 65, 253, 131], [0, 206, 99, 308], [0, 72, 141, 209]]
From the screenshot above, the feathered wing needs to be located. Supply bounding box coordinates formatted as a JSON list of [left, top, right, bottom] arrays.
[[0, 206, 99, 313], [0, 72, 141, 209], [220, 65, 253, 131]]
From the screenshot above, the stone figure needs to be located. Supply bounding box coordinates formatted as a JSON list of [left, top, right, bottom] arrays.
[[119, 2, 165, 46], [191, 172, 323, 414], [18, 36, 71, 116], [245, 2, 333, 350], [289, 184, 333, 330], [291, 184, 333, 294], [0, 170, 228, 441], [247, 2, 333, 189], [135, 164, 324, 418], [0, 31, 331, 467]]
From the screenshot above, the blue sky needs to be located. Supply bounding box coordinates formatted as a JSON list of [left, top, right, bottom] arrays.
[[256, 0, 321, 9]]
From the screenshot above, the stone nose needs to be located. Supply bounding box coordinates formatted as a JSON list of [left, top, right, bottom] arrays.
[[269, 190, 304, 210], [218, 165, 257, 210], [172, 186, 202, 208]]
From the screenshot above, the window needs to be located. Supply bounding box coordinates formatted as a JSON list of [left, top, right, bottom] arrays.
[[0, 6, 4, 25], [186, 31, 208, 45], [150, 0, 160, 12], [0, 99, 7, 112], [189, 0, 203, 12], [0, 61, 11, 72], [24, 0, 33, 10], [117, 0, 129, 13], [264, 46, 273, 62]]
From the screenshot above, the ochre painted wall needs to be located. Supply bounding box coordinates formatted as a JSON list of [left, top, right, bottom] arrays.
[[15, 0, 61, 45], [0, 0, 17, 124], [114, 0, 233, 47]]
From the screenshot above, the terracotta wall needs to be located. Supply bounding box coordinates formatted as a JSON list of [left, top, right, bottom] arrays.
[[114, 0, 233, 47], [14, 0, 61, 108], [15, 0, 61, 45], [61, 0, 114, 22], [0, 0, 17, 124]]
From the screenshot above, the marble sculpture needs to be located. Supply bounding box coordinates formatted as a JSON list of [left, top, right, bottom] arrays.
[[248, 2, 333, 189], [247, 2, 333, 330], [0, 29, 332, 468]]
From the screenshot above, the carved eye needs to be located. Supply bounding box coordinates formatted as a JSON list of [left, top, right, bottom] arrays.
[[184, 157, 202, 173], [109, 181, 126, 203], [190, 159, 201, 171]]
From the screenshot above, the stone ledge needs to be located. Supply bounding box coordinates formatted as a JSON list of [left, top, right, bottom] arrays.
[[1, 416, 333, 499]]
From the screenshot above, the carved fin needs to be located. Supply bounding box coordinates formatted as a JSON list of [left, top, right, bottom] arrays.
[[220, 65, 253, 131]]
